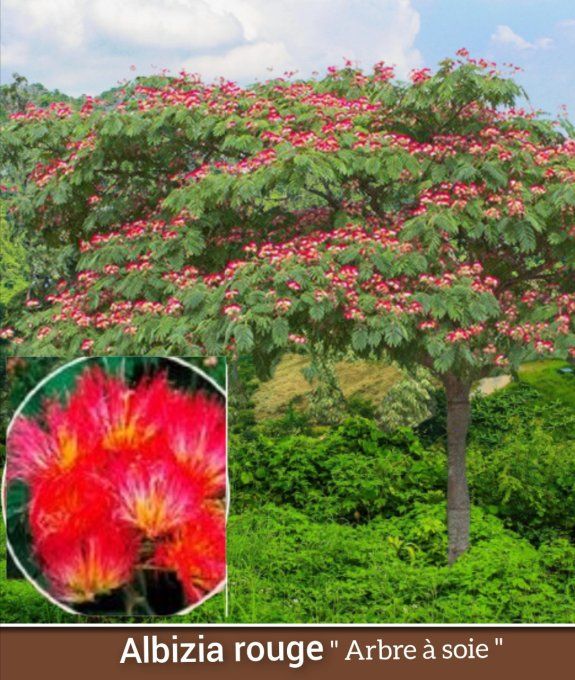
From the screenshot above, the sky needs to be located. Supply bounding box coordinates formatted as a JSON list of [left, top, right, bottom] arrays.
[[1, 0, 574, 116]]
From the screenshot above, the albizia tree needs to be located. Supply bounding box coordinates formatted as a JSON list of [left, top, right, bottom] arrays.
[[2, 51, 574, 562]]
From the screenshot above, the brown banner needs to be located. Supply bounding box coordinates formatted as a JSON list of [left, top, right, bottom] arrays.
[[1, 627, 574, 679]]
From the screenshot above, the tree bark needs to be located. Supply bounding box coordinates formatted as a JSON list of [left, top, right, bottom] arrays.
[[443, 373, 472, 564]]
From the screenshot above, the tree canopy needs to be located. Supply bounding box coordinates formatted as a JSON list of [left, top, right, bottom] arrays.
[[2, 52, 573, 374]]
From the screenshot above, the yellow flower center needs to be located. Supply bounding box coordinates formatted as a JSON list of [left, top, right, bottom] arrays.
[[68, 552, 122, 602], [57, 429, 79, 469], [134, 491, 168, 537], [103, 412, 155, 451]]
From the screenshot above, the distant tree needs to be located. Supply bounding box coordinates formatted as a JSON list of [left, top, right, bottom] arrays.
[[0, 73, 77, 121], [0, 74, 31, 118]]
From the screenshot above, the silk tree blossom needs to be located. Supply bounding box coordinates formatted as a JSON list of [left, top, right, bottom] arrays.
[[223, 303, 242, 318], [115, 462, 201, 539], [6, 363, 226, 611], [153, 509, 225, 603], [166, 393, 226, 498], [7, 418, 64, 484], [410, 68, 432, 84], [29, 470, 115, 556], [275, 298, 293, 313], [38, 526, 139, 603], [289, 333, 307, 345]]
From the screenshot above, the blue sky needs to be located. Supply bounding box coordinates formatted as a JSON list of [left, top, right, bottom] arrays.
[[412, 0, 575, 116], [1, 1, 574, 117]]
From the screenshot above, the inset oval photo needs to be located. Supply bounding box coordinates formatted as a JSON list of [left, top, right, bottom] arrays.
[[3, 357, 227, 616]]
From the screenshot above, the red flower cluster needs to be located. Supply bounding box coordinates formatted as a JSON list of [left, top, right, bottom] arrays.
[[7, 366, 226, 607]]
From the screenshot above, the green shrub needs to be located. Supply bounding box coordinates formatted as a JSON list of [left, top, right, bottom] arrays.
[[469, 383, 575, 449], [233, 395, 575, 538], [225, 504, 575, 623], [418, 382, 575, 448], [231, 416, 446, 521], [415, 382, 575, 540], [468, 425, 575, 541]]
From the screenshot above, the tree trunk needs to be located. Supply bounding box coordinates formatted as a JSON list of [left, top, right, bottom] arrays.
[[443, 373, 472, 564]]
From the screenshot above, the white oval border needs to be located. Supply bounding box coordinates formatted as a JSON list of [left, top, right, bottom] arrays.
[[1, 355, 228, 619]]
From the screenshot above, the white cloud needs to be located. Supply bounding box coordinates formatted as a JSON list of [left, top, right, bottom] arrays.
[[1, 0, 422, 94], [215, 0, 422, 77], [1, 40, 30, 67], [557, 18, 575, 40], [182, 40, 293, 81], [491, 24, 553, 50], [534, 37, 553, 49], [89, 0, 243, 51], [3, 0, 87, 50]]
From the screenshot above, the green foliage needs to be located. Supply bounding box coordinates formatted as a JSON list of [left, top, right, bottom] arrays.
[[231, 375, 575, 538], [231, 416, 446, 521], [418, 381, 575, 447], [419, 380, 575, 540], [0, 207, 29, 311], [0, 73, 78, 121], [468, 425, 575, 541], [226, 504, 574, 623], [470, 382, 575, 449]]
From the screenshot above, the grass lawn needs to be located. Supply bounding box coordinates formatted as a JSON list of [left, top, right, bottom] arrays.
[[518, 359, 575, 410], [253, 354, 401, 420]]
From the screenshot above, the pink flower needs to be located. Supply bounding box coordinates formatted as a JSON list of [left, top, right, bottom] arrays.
[[288, 333, 307, 345], [115, 461, 201, 538], [37, 326, 51, 340], [410, 68, 432, 84], [223, 303, 242, 318], [275, 298, 293, 313]]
